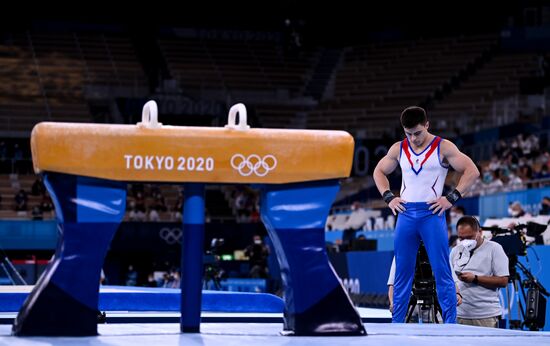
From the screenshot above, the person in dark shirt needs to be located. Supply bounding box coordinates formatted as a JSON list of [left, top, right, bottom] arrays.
[[244, 235, 269, 278]]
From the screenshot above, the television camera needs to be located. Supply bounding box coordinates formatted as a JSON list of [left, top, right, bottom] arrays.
[[482, 222, 549, 330]]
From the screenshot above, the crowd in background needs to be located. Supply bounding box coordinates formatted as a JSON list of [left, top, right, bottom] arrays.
[[467, 134, 550, 196]]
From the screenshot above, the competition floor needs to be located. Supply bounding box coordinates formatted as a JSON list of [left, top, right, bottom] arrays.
[[0, 286, 548, 345], [1, 322, 550, 346]]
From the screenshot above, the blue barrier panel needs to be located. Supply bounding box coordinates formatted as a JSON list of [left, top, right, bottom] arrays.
[[219, 278, 266, 292], [325, 230, 395, 251], [346, 251, 394, 294], [505, 187, 550, 215], [479, 193, 509, 219], [0, 221, 57, 250], [361, 231, 395, 251], [478, 187, 550, 221], [324, 231, 343, 243], [456, 196, 479, 216]]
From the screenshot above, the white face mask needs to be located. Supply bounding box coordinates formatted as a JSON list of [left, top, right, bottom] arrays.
[[460, 239, 477, 252], [254, 239, 262, 245]]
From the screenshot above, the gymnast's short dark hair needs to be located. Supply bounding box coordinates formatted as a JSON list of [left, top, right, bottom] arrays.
[[400, 106, 427, 128]]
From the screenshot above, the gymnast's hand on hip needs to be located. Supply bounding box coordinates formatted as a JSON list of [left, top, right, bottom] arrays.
[[427, 197, 452, 216], [388, 197, 407, 215]]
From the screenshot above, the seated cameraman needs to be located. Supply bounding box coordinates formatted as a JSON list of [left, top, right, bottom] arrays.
[[450, 216, 509, 328]]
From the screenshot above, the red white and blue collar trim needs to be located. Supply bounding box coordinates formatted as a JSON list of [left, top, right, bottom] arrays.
[[402, 136, 442, 175]]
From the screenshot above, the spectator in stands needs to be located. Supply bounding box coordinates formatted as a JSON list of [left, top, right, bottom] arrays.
[[128, 200, 146, 222], [125, 265, 138, 286], [40, 193, 54, 216], [134, 192, 147, 213], [488, 155, 501, 172], [153, 193, 167, 212], [150, 184, 161, 200], [172, 191, 184, 221], [12, 143, 24, 174], [536, 164, 550, 180], [486, 170, 504, 194], [508, 201, 529, 218], [244, 235, 269, 278], [451, 216, 509, 328], [540, 196, 550, 215], [14, 189, 28, 211], [519, 160, 534, 183], [130, 183, 144, 198], [31, 205, 43, 220], [31, 176, 46, 196], [149, 207, 160, 222], [537, 52, 549, 78], [162, 268, 181, 288], [494, 140, 508, 158], [449, 205, 465, 234], [450, 205, 465, 221], [249, 206, 260, 223], [325, 214, 336, 231], [168, 269, 181, 288], [234, 189, 250, 222], [510, 137, 522, 158], [481, 168, 493, 185], [0, 141, 7, 173], [146, 273, 158, 287], [506, 168, 524, 191], [373, 106, 479, 324], [161, 272, 171, 288], [466, 165, 484, 196], [342, 202, 366, 250]]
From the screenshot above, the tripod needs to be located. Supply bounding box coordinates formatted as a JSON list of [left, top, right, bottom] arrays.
[[405, 243, 442, 323], [506, 255, 549, 331]]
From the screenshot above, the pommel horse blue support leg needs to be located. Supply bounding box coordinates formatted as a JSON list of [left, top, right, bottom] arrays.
[[12, 173, 126, 336], [260, 180, 366, 336], [180, 183, 205, 333]]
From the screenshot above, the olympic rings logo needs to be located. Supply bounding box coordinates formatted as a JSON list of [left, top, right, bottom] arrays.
[[159, 227, 182, 245], [230, 154, 277, 177]]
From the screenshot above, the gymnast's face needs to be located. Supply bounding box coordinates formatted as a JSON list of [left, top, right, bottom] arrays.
[[403, 122, 429, 147]]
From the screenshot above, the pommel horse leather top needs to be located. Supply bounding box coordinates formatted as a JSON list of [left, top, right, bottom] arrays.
[[30, 101, 354, 184]]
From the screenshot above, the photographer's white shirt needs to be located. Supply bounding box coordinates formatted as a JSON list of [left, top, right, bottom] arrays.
[[450, 240, 509, 319]]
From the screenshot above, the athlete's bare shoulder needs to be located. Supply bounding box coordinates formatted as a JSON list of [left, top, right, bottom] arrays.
[[439, 138, 461, 156], [386, 141, 403, 160]]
